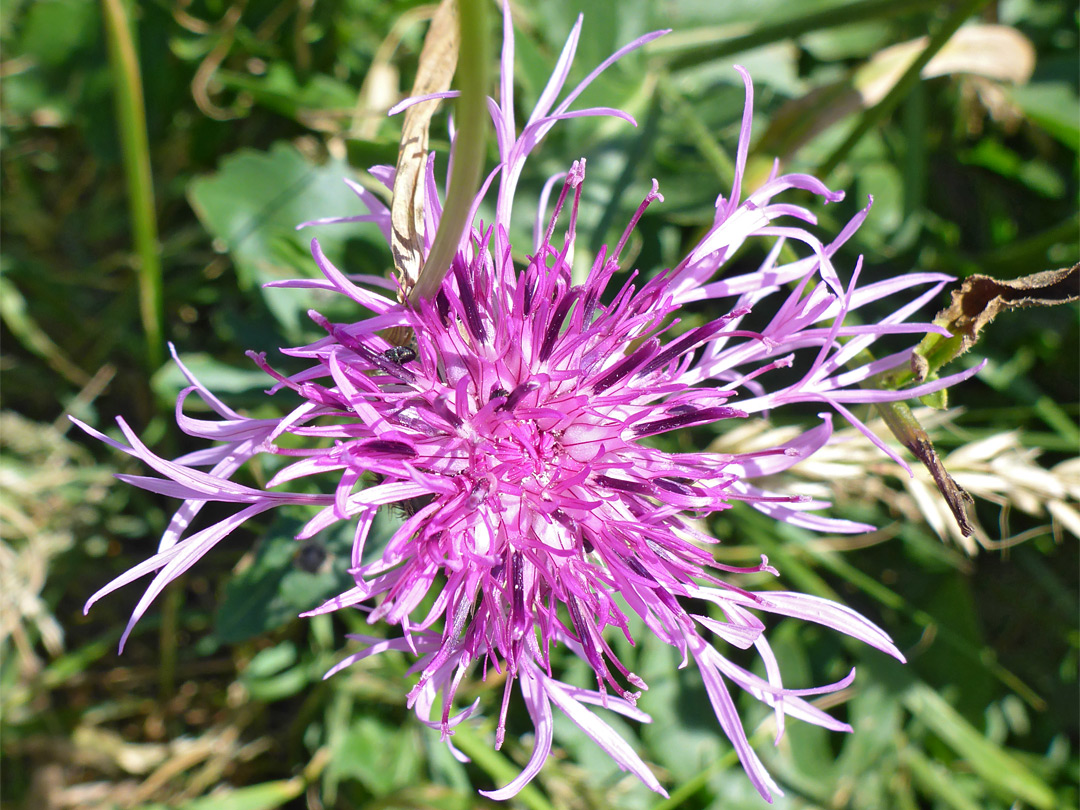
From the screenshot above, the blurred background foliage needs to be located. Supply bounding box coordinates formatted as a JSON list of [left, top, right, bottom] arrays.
[[1, 0, 1078, 808]]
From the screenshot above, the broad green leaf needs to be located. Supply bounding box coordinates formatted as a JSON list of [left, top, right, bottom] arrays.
[[1009, 81, 1080, 151], [150, 352, 272, 403], [638, 639, 725, 783], [245, 641, 297, 678], [328, 716, 423, 795], [188, 142, 391, 340], [244, 665, 310, 702], [17, 0, 98, 66], [213, 516, 355, 643]]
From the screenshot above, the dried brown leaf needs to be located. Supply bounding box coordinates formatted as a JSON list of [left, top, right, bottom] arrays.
[[390, 0, 459, 298], [913, 264, 1080, 380]]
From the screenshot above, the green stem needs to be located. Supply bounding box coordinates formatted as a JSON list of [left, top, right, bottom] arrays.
[[818, 0, 991, 177], [159, 583, 179, 698], [449, 723, 556, 810], [649, 748, 741, 810], [101, 0, 164, 370], [409, 0, 491, 303]]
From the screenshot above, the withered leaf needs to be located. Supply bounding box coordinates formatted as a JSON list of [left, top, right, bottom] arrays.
[[890, 263, 1078, 539], [912, 264, 1079, 381], [390, 0, 459, 298]]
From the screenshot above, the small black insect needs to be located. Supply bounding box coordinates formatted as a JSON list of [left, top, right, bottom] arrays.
[[382, 346, 416, 364], [295, 540, 327, 573], [490, 386, 509, 400]]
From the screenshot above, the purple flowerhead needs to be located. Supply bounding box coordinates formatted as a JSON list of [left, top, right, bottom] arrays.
[[76, 7, 980, 802]]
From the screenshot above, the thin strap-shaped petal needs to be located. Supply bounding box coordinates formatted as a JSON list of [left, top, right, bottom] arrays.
[[387, 90, 460, 116], [480, 665, 555, 800], [745, 591, 905, 661], [691, 635, 783, 802], [727, 66, 754, 217], [542, 670, 668, 797], [96, 502, 275, 651]]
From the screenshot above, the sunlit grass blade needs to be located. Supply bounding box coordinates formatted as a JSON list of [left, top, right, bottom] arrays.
[[100, 0, 164, 369]]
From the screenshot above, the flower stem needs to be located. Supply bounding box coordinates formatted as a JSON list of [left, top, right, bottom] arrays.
[[449, 723, 556, 810], [101, 0, 164, 370], [409, 0, 491, 304], [650, 747, 741, 810]]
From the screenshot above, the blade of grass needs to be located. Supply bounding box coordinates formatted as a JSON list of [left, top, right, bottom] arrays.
[[976, 216, 1080, 276], [903, 683, 1057, 809], [654, 0, 939, 70], [737, 509, 1047, 710], [806, 543, 1047, 711], [0, 274, 91, 386], [159, 584, 180, 698], [587, 85, 662, 263], [649, 747, 740, 810], [655, 76, 802, 266], [656, 76, 735, 187], [176, 778, 306, 810], [101, 0, 164, 369], [818, 0, 991, 178], [901, 745, 985, 810]]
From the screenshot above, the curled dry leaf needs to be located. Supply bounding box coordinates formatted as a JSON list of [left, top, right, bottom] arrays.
[[878, 263, 1079, 538], [912, 264, 1080, 381], [390, 0, 459, 299]]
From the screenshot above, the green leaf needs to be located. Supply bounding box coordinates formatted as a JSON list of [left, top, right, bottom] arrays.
[[902, 746, 986, 810], [1009, 82, 1080, 151], [187, 142, 391, 340], [447, 723, 557, 810], [17, 0, 98, 66], [177, 779, 305, 810], [215, 63, 358, 121], [213, 517, 355, 643], [638, 638, 724, 783], [328, 716, 423, 795], [213, 534, 296, 644], [150, 352, 272, 403], [245, 641, 297, 678], [244, 665, 310, 702]]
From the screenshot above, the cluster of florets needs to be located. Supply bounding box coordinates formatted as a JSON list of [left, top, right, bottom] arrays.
[[77, 7, 978, 802]]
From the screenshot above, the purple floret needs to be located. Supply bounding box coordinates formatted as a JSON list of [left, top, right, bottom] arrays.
[[76, 4, 981, 802]]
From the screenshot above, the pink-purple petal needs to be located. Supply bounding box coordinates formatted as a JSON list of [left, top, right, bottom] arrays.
[[76, 11, 976, 804]]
